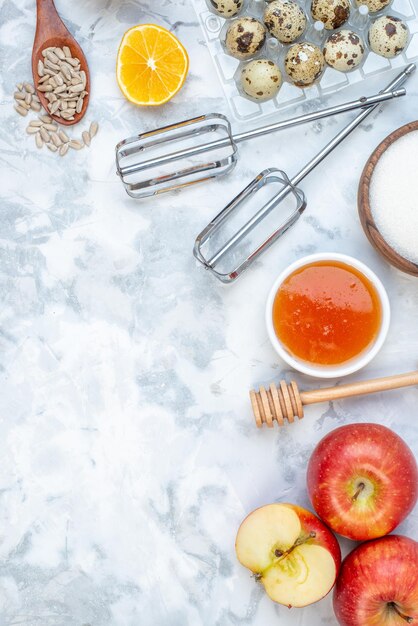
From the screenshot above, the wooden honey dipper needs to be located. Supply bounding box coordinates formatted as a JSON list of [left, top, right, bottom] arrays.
[[250, 370, 418, 427]]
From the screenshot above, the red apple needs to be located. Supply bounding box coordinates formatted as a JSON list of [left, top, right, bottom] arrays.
[[235, 502, 341, 608], [307, 423, 418, 540], [333, 535, 418, 625]]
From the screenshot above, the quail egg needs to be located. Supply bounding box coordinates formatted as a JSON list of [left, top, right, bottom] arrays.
[[369, 15, 409, 58], [263, 0, 307, 44], [355, 0, 391, 13], [311, 0, 350, 30], [225, 17, 267, 59], [240, 59, 283, 100], [284, 42, 325, 87], [209, 0, 244, 17], [323, 30, 365, 71]]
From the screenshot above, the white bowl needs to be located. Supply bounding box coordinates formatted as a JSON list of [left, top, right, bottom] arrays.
[[265, 253, 390, 379]]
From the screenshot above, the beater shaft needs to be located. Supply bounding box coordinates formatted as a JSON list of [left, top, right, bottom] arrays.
[[119, 90, 405, 179]]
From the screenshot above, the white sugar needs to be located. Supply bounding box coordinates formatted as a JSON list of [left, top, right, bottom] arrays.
[[369, 130, 418, 264]]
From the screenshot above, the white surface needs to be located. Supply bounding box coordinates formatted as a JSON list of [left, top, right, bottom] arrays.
[[0, 1, 417, 625]]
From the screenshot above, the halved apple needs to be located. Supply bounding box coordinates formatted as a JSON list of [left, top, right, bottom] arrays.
[[235, 503, 341, 608]]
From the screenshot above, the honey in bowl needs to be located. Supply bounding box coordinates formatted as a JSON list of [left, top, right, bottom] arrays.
[[272, 261, 382, 366]]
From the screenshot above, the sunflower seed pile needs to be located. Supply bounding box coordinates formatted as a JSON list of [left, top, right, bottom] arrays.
[[14, 82, 42, 115], [26, 116, 99, 155], [37, 45, 88, 120], [13, 81, 99, 157]]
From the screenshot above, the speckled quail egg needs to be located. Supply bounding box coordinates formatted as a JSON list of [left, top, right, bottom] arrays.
[[355, 0, 391, 13], [284, 42, 325, 87], [311, 0, 350, 30], [225, 17, 267, 59], [240, 59, 283, 100], [209, 0, 244, 18], [263, 0, 307, 44], [323, 30, 365, 71], [368, 15, 409, 58]]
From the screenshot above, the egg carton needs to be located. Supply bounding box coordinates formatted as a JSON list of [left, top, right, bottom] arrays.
[[193, 0, 418, 122]]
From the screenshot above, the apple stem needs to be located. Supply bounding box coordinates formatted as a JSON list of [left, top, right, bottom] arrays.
[[389, 602, 413, 623], [352, 482, 365, 502]]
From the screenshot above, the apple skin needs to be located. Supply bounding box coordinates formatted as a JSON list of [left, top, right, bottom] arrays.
[[289, 503, 341, 571], [307, 423, 418, 541], [333, 535, 418, 626]]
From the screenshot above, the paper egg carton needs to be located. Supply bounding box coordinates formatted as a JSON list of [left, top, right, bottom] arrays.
[[193, 0, 418, 122]]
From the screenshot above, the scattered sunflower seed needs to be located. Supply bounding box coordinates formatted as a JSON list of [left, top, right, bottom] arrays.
[[15, 105, 28, 116], [69, 139, 83, 150], [89, 121, 98, 138], [35, 133, 43, 149], [59, 143, 69, 156], [24, 82, 35, 94], [82, 130, 91, 146], [40, 127, 50, 142], [46, 143, 58, 152]]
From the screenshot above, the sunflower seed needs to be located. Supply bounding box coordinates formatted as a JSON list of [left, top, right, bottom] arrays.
[[38, 74, 50, 84], [66, 57, 80, 67], [16, 83, 23, 90], [26, 126, 39, 134], [14, 91, 26, 100], [61, 100, 68, 110], [54, 84, 67, 94], [89, 121, 99, 138], [44, 59, 60, 71], [20, 101, 31, 110], [29, 120, 43, 127], [50, 132, 62, 147], [32, 94, 40, 102], [49, 101, 61, 115], [38, 60, 45, 76], [42, 47, 54, 57], [76, 98, 83, 114], [55, 48, 66, 60], [55, 73, 64, 86], [69, 139, 83, 150], [46, 50, 59, 64], [38, 84, 53, 92], [59, 143, 69, 156], [15, 105, 28, 116], [69, 83, 84, 94], [35, 133, 43, 148], [40, 127, 50, 142], [24, 82, 34, 93], [39, 114, 52, 123], [46, 143, 58, 152], [30, 101, 42, 111], [43, 123, 58, 131], [61, 110, 76, 119], [63, 46, 71, 58], [82, 130, 91, 146], [70, 76, 82, 85], [60, 63, 72, 81], [25, 93, 32, 105], [58, 130, 69, 142]]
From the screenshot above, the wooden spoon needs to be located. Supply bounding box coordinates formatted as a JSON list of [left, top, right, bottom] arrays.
[[358, 121, 418, 277], [32, 0, 90, 126]]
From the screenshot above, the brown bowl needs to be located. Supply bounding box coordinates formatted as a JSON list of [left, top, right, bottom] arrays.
[[358, 121, 418, 277]]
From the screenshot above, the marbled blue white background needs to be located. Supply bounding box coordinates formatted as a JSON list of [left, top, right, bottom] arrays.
[[0, 0, 417, 624]]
